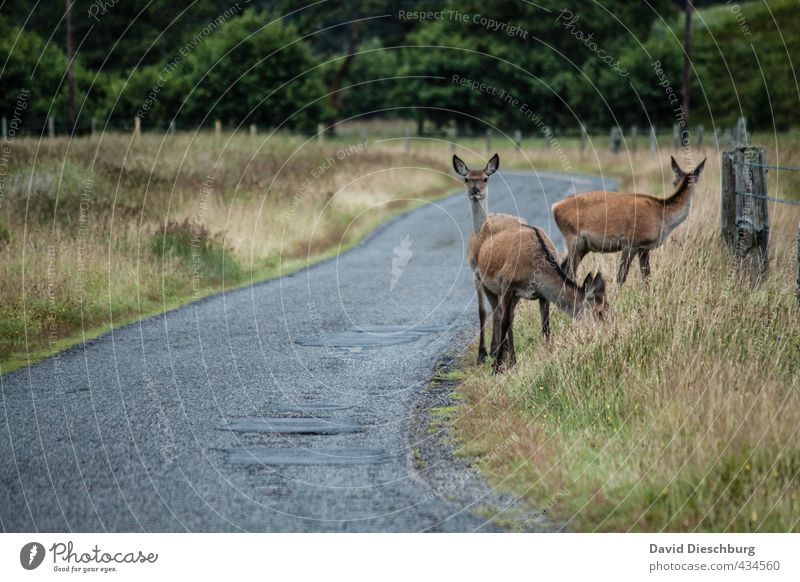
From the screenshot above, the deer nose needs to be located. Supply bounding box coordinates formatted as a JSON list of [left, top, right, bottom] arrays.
[[470, 187, 480, 195]]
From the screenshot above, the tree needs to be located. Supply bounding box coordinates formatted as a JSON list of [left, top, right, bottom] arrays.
[[682, 0, 694, 125], [179, 10, 327, 131], [0, 22, 100, 133], [398, 0, 678, 132]]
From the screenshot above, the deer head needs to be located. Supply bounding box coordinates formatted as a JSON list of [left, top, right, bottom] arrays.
[[579, 272, 608, 321], [670, 156, 707, 187], [453, 153, 499, 201]]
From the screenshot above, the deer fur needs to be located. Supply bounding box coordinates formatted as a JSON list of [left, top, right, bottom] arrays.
[[453, 153, 527, 364], [473, 221, 608, 372], [552, 156, 706, 285]]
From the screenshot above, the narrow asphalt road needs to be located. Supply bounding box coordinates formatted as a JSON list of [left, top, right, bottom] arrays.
[[1, 170, 613, 532]]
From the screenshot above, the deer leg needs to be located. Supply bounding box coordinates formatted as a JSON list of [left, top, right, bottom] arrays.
[[617, 248, 635, 285], [506, 296, 521, 366], [475, 279, 487, 364], [493, 291, 515, 374], [566, 240, 588, 280], [484, 289, 501, 357], [638, 250, 651, 286], [539, 298, 551, 341], [564, 240, 578, 279]]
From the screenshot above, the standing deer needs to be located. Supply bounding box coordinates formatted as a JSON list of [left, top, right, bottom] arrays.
[[474, 221, 608, 373], [453, 153, 527, 364], [552, 156, 706, 284]]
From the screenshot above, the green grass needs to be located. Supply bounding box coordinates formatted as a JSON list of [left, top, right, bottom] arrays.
[[0, 131, 454, 374], [448, 134, 800, 532]]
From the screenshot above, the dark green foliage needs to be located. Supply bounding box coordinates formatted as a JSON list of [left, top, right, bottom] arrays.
[[179, 10, 327, 130], [0, 222, 10, 246], [1, 1, 797, 135], [152, 219, 241, 285]]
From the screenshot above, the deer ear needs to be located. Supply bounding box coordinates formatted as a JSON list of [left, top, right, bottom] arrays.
[[671, 156, 683, 179], [693, 158, 707, 179], [453, 155, 469, 177], [485, 153, 500, 176], [592, 272, 606, 296]]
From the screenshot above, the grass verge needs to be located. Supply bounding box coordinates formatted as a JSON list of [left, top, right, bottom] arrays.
[[0, 131, 453, 373], [448, 137, 800, 532]]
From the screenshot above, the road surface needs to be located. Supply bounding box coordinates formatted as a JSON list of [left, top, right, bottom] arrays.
[[0, 170, 613, 532]]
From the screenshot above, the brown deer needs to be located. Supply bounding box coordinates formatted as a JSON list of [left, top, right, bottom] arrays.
[[453, 153, 527, 364], [475, 222, 608, 373], [552, 156, 706, 284]]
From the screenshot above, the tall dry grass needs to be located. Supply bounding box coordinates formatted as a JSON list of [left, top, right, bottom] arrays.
[[453, 139, 800, 532], [0, 131, 452, 370]]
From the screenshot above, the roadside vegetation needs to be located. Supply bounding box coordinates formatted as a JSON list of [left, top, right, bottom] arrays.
[[0, 130, 452, 371], [451, 135, 800, 532]]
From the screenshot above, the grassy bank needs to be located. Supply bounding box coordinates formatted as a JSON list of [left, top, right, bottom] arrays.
[[0, 130, 453, 372], [450, 138, 800, 532]]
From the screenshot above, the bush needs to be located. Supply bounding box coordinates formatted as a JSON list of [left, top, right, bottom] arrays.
[[0, 222, 10, 246], [152, 219, 241, 286], [180, 9, 327, 131]]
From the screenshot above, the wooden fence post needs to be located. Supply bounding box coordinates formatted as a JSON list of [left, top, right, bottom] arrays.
[[214, 119, 221, 141], [91, 117, 97, 135], [696, 125, 704, 148], [733, 145, 769, 279], [133, 115, 141, 138], [723, 128, 732, 148], [649, 126, 657, 154], [48, 116, 55, 138], [359, 128, 366, 146], [720, 150, 737, 249], [630, 125, 638, 154], [672, 124, 680, 150], [485, 129, 492, 153], [734, 117, 748, 146], [514, 129, 522, 149], [317, 123, 324, 145], [609, 126, 621, 153], [250, 123, 257, 138]]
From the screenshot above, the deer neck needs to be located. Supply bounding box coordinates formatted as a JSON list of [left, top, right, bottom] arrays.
[[527, 225, 586, 317], [548, 280, 585, 318], [663, 175, 694, 216], [470, 196, 488, 233]]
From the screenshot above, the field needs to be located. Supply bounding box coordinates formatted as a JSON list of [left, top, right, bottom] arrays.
[[2, 120, 798, 532], [0, 129, 452, 372], [448, 135, 800, 532]]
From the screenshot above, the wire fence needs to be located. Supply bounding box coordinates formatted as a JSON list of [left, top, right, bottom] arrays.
[[746, 161, 800, 172], [736, 158, 800, 235], [725, 148, 800, 299]]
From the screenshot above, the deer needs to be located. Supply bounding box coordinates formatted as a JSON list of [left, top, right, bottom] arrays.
[[552, 156, 706, 285], [474, 221, 608, 373], [453, 153, 528, 364]]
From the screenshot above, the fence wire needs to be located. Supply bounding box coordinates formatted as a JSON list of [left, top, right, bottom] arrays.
[[746, 162, 800, 172], [736, 191, 800, 207], [734, 158, 800, 207]]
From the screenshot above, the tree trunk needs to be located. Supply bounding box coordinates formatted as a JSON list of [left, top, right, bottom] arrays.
[[682, 0, 693, 126], [328, 21, 364, 133], [66, 0, 76, 134]]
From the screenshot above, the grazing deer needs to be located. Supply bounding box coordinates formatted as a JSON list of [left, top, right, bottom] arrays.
[[552, 156, 706, 285], [474, 222, 608, 373], [453, 153, 527, 364]]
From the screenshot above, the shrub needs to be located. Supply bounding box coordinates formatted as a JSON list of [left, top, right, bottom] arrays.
[[152, 219, 241, 286]]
